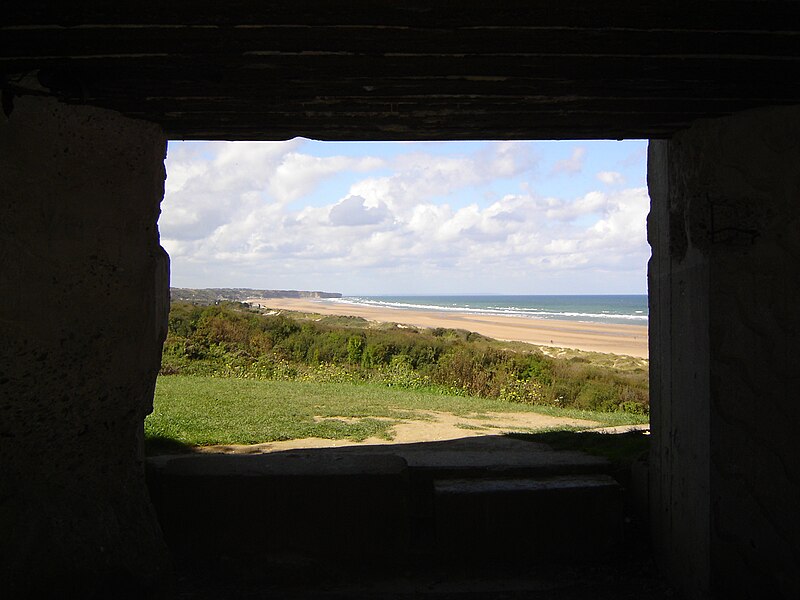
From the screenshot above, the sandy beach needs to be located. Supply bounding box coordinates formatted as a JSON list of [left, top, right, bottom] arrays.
[[246, 297, 649, 358]]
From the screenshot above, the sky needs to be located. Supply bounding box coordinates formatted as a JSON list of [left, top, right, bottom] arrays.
[[160, 139, 650, 295]]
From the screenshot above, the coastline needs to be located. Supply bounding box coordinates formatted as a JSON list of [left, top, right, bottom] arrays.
[[246, 297, 649, 358]]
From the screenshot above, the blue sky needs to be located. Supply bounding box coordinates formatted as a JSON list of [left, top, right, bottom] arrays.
[[160, 139, 650, 295]]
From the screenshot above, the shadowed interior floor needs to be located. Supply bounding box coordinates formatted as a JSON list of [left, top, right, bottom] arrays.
[[146, 433, 673, 598]]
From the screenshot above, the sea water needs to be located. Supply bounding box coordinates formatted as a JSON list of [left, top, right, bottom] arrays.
[[330, 295, 648, 326]]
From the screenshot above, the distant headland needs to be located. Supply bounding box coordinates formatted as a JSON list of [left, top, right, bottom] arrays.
[[170, 287, 342, 304]]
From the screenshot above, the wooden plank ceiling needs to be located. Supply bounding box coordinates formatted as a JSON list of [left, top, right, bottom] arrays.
[[3, 1, 800, 140]]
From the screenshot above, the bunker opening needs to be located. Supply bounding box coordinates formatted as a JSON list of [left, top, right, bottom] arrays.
[[142, 138, 656, 592], [5, 5, 799, 597]]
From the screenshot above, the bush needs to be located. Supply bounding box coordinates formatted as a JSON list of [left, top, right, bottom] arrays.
[[347, 335, 365, 363], [159, 301, 648, 415]]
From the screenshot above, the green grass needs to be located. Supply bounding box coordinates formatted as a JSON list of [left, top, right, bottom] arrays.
[[506, 430, 650, 482], [145, 375, 648, 454]]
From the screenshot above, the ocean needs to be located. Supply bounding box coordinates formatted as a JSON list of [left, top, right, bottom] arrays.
[[330, 295, 648, 326]]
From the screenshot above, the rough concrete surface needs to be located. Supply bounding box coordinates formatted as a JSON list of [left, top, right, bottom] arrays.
[[2, 9, 799, 596], [147, 452, 411, 562], [5, 4, 800, 140], [0, 96, 170, 598], [146, 436, 612, 567], [648, 105, 800, 600], [435, 474, 623, 562]]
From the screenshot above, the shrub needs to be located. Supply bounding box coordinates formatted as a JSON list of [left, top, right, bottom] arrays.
[[159, 301, 648, 415], [347, 335, 365, 363]]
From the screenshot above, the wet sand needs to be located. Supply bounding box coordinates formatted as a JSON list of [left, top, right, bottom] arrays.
[[246, 297, 649, 358]]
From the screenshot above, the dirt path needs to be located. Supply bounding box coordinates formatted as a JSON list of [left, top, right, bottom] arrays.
[[195, 409, 604, 454]]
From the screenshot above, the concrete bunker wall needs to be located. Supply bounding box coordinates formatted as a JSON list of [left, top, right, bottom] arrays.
[[0, 96, 171, 595], [1, 93, 799, 599], [648, 104, 800, 600]]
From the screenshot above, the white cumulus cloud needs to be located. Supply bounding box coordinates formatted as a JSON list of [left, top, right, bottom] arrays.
[[160, 140, 650, 293], [597, 171, 625, 185], [551, 146, 586, 175], [329, 195, 391, 227]]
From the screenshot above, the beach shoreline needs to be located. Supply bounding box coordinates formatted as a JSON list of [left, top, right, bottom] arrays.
[[245, 297, 649, 358]]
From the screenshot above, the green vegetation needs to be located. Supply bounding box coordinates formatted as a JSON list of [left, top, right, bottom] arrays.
[[145, 376, 647, 454], [147, 302, 649, 453], [160, 302, 649, 414]]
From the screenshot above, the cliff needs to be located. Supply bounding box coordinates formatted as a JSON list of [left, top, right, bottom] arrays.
[[170, 288, 342, 304]]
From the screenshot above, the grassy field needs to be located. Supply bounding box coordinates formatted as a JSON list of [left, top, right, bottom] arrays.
[[145, 375, 648, 454]]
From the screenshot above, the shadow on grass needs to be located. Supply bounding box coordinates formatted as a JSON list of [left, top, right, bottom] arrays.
[[145, 435, 194, 456], [505, 429, 649, 484], [145, 429, 651, 465]]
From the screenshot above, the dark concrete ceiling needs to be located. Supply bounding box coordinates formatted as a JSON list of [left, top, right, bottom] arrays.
[[4, 1, 800, 140]]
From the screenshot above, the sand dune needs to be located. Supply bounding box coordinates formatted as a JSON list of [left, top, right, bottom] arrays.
[[246, 297, 649, 358]]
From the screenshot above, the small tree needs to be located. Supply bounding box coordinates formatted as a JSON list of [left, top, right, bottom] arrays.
[[347, 335, 365, 363]]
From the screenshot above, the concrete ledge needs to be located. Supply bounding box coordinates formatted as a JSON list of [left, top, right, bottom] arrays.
[[434, 474, 623, 563], [146, 453, 410, 564]]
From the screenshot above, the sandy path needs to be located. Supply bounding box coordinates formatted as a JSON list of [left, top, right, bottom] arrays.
[[246, 297, 649, 358], [194, 409, 602, 455]]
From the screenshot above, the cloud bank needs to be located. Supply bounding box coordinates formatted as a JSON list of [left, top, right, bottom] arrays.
[[160, 140, 650, 294]]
